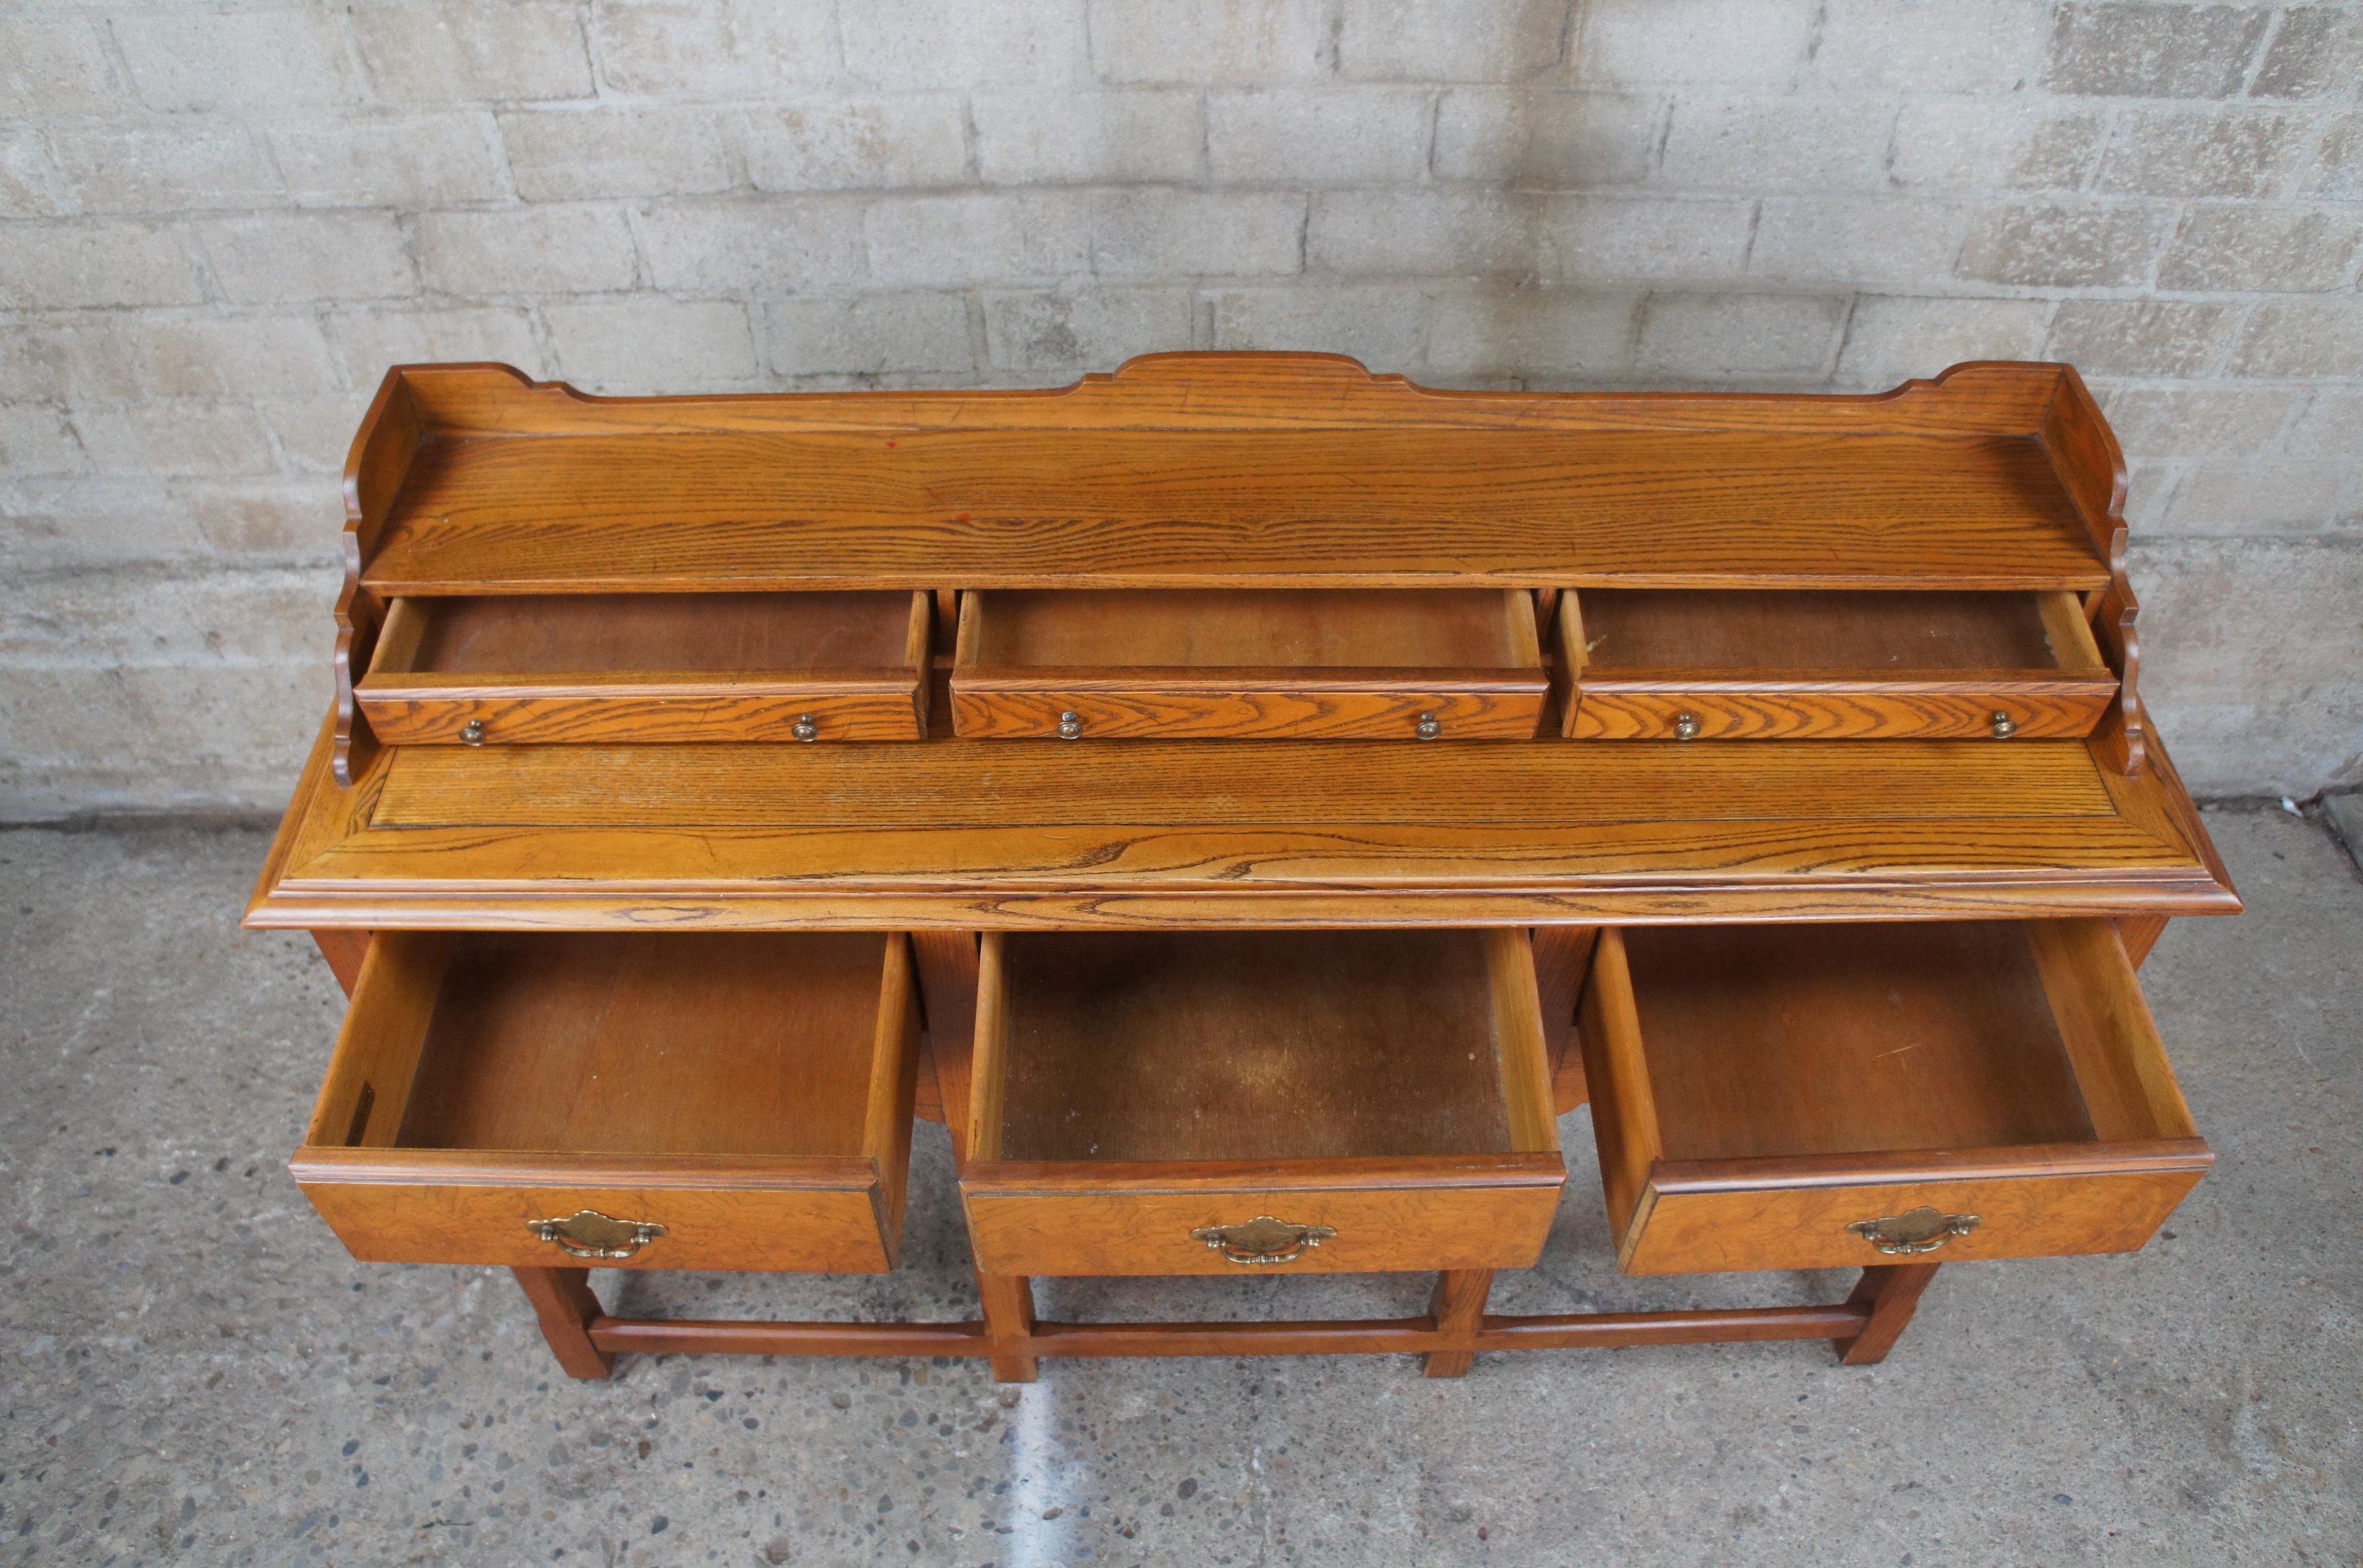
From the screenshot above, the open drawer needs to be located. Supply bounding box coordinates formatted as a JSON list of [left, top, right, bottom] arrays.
[[355, 590, 930, 746], [1557, 589, 2117, 741], [960, 929, 1566, 1275], [1578, 920, 2211, 1276], [950, 589, 1549, 739], [291, 931, 921, 1272]]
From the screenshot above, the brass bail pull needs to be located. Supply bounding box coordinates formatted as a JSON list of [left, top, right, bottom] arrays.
[[1845, 1206, 1980, 1256], [528, 1209, 668, 1260], [1189, 1215, 1338, 1266]]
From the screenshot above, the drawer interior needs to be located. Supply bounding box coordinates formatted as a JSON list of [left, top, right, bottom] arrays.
[[1609, 921, 2191, 1162], [960, 589, 1540, 671], [1571, 590, 2105, 674], [975, 929, 1557, 1163], [367, 591, 924, 679]]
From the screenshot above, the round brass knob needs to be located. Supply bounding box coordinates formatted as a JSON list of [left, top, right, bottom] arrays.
[[1673, 712, 1701, 740], [1057, 710, 1083, 740], [459, 718, 486, 746], [792, 713, 819, 743], [1991, 711, 2017, 740], [1415, 712, 1441, 740]]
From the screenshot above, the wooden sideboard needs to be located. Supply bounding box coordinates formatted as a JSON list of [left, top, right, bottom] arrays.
[[248, 353, 2237, 1383]]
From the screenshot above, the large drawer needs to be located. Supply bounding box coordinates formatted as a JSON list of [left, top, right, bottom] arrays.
[[291, 931, 921, 1272], [960, 929, 1566, 1275], [1578, 920, 2211, 1275], [356, 590, 930, 745], [1558, 589, 2117, 741], [950, 589, 1550, 740]]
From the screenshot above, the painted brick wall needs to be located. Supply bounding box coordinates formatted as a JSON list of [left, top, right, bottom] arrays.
[[3, 0, 2357, 814]]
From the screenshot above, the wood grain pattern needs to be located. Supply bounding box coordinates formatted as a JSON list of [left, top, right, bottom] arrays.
[[1834, 1264, 1940, 1365], [1566, 679, 2116, 742], [513, 1266, 613, 1379]]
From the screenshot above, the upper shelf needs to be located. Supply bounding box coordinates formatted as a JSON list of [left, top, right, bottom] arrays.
[[344, 354, 2125, 595]]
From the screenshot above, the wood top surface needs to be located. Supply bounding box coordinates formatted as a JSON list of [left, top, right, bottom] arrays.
[[248, 715, 2239, 930]]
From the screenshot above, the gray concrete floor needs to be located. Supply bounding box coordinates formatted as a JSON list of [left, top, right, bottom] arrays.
[[2, 808, 2358, 1568]]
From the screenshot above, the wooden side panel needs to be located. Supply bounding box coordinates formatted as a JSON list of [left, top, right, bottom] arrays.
[[1483, 928, 1560, 1153], [1531, 925, 1597, 1114], [1575, 928, 1662, 1249], [1566, 675, 2116, 741], [2026, 918, 2198, 1142], [863, 934, 924, 1251], [2040, 365, 2145, 775], [334, 371, 424, 786], [301, 931, 454, 1148]]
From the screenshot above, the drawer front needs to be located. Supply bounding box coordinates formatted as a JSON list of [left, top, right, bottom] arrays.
[[1567, 679, 2115, 741], [962, 1161, 1566, 1276], [295, 1153, 901, 1273], [1621, 1161, 2207, 1275], [358, 683, 926, 744], [950, 677, 1546, 740]]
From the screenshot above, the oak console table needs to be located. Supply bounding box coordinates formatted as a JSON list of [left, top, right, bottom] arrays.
[[248, 353, 2238, 1383]]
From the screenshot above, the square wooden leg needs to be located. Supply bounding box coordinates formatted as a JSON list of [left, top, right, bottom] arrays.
[[978, 1270, 1038, 1383], [1423, 1268, 1495, 1379], [1833, 1263, 1940, 1365], [513, 1266, 615, 1381]]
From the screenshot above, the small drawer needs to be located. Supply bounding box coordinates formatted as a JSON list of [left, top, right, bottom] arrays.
[[950, 589, 1549, 740], [1557, 589, 2117, 741], [356, 590, 930, 745], [960, 930, 1566, 1275], [291, 931, 921, 1272], [1578, 920, 2211, 1276]]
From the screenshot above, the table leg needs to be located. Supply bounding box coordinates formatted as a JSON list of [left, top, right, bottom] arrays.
[[978, 1271, 1038, 1383], [513, 1266, 615, 1381], [1833, 1263, 1940, 1365], [1423, 1268, 1495, 1378]]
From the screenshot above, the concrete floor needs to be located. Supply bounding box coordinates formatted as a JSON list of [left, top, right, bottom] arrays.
[[1, 808, 2357, 1568]]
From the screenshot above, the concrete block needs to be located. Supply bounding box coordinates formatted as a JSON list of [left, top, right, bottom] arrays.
[[1957, 203, 2172, 287], [1208, 285, 1430, 368], [2096, 385, 2305, 460], [1575, 0, 1817, 87], [634, 197, 870, 294], [195, 214, 419, 306], [589, 0, 837, 95], [1423, 285, 1639, 378], [1309, 189, 1533, 275], [975, 92, 1203, 184], [1832, 295, 2053, 388], [111, 8, 364, 112], [2250, 7, 2363, 99], [324, 307, 546, 385], [1432, 91, 1658, 185], [2045, 301, 2238, 377], [544, 299, 760, 393], [980, 287, 1193, 372], [66, 403, 277, 479], [501, 107, 736, 201], [0, 564, 335, 667], [1207, 91, 1433, 183], [1891, 100, 2105, 191], [1535, 196, 1754, 283], [2158, 207, 2363, 293], [742, 98, 969, 192], [1809, 0, 2050, 93], [842, 0, 1080, 89], [1088, 0, 1329, 83], [2299, 114, 2363, 201], [2230, 301, 2363, 377], [867, 193, 1092, 286], [1636, 292, 1848, 379], [1749, 198, 1973, 286], [1334, 0, 1566, 83], [2097, 109, 2309, 199], [1658, 95, 1893, 191], [0, 477, 211, 568], [761, 293, 976, 377], [351, 3, 593, 103], [0, 405, 87, 478], [126, 315, 344, 399], [0, 320, 148, 402], [2044, 3, 2272, 97], [179, 479, 348, 558], [2280, 389, 2363, 460], [0, 128, 69, 219], [42, 123, 283, 215], [1090, 190, 1305, 279], [2158, 461, 2352, 538], [0, 662, 330, 792], [416, 207, 640, 297], [256, 398, 372, 475], [0, 15, 122, 116], [268, 114, 511, 209], [0, 223, 208, 311]]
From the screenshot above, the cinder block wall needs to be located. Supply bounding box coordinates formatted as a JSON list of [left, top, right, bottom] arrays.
[[3, 0, 2357, 814]]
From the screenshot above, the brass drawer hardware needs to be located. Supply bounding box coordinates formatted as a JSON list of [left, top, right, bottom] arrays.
[[528, 1209, 669, 1260], [1673, 711, 1701, 740], [792, 713, 819, 742], [1991, 710, 2017, 739], [1415, 712, 1441, 740], [1189, 1216, 1338, 1265], [460, 718, 486, 746], [1846, 1206, 1980, 1256], [1057, 710, 1083, 740]]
